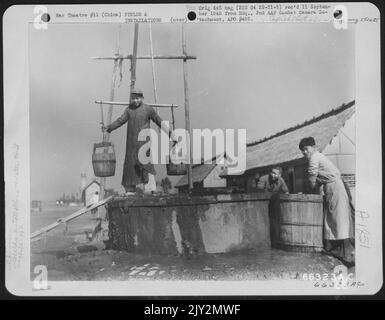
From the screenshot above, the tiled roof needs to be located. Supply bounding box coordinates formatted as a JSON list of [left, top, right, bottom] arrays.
[[240, 101, 355, 172]]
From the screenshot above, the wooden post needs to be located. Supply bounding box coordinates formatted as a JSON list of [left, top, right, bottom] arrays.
[[130, 23, 139, 100], [93, 23, 196, 196], [92, 54, 197, 60], [98, 25, 122, 221], [182, 24, 193, 191], [99, 23, 138, 219]]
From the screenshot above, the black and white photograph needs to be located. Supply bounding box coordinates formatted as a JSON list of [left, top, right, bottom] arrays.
[[3, 3, 382, 297]]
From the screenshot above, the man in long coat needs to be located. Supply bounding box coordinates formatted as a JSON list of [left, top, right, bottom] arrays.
[[299, 137, 355, 266], [106, 88, 175, 194]]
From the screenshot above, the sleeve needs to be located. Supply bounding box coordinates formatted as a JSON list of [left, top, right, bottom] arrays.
[[106, 108, 129, 132], [149, 107, 173, 138], [280, 178, 289, 193], [307, 153, 319, 189]]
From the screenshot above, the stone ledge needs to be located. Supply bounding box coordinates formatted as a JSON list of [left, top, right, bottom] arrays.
[[108, 192, 272, 209]]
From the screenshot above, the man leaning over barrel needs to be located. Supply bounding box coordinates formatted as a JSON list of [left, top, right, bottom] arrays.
[[256, 166, 289, 194], [104, 88, 177, 195], [299, 137, 355, 266]]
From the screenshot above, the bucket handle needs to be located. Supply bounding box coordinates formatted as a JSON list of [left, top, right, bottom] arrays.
[[93, 142, 115, 153]]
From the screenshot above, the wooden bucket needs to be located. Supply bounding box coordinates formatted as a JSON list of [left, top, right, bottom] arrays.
[[166, 153, 187, 176], [92, 142, 116, 177], [271, 194, 324, 253], [167, 162, 187, 176]]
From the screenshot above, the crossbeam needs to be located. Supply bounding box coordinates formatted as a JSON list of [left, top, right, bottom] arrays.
[[91, 54, 197, 60], [95, 100, 178, 108]]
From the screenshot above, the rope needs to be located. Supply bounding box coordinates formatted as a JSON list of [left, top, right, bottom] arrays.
[[171, 105, 176, 131], [99, 103, 106, 142], [116, 25, 123, 88], [116, 58, 123, 88], [149, 23, 158, 113]]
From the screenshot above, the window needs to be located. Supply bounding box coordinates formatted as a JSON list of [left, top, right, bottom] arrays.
[[288, 167, 295, 192]]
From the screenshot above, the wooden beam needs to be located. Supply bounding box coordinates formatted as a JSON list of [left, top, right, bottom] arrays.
[[31, 196, 113, 241], [99, 25, 122, 222], [95, 100, 178, 108], [130, 24, 139, 98], [91, 54, 197, 60], [182, 24, 193, 191]]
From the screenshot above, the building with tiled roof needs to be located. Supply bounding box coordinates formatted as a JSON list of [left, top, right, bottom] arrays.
[[175, 153, 230, 193], [224, 101, 356, 197]]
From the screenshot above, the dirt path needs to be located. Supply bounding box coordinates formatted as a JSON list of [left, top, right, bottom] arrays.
[[31, 234, 344, 281]]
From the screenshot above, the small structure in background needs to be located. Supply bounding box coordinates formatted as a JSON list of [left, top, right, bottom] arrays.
[[31, 200, 42, 213], [224, 101, 356, 203], [175, 153, 232, 194], [81, 180, 101, 207]]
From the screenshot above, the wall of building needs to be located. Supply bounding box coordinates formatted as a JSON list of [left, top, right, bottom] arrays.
[[323, 114, 356, 203], [323, 114, 355, 174], [280, 162, 311, 194], [107, 193, 271, 254], [85, 182, 100, 206], [203, 165, 227, 188]]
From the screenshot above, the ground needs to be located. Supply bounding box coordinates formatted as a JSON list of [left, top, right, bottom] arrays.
[[31, 203, 349, 282]]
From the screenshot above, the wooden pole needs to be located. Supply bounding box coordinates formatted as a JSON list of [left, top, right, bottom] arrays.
[[99, 25, 121, 222], [95, 100, 178, 108], [92, 54, 197, 60], [130, 23, 139, 100], [31, 196, 113, 241], [182, 24, 193, 191]]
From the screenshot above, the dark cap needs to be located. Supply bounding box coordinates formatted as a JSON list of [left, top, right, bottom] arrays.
[[131, 88, 144, 97], [298, 137, 316, 151]]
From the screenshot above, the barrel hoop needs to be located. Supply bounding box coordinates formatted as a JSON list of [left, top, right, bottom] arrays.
[[275, 241, 323, 247], [279, 222, 323, 227], [279, 199, 323, 203]]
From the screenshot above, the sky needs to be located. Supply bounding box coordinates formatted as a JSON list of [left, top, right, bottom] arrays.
[[29, 22, 355, 201]]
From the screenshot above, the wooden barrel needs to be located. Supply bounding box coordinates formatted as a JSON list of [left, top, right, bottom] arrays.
[[272, 194, 324, 253], [92, 142, 116, 177]]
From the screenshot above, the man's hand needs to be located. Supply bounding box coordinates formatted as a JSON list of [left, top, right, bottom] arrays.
[[172, 139, 178, 148], [170, 131, 178, 147], [101, 125, 111, 133]]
